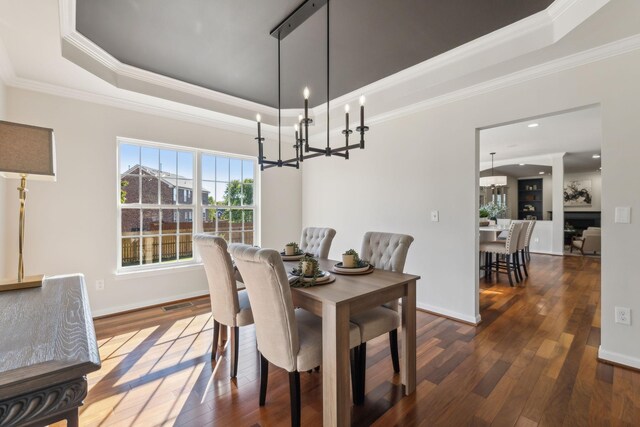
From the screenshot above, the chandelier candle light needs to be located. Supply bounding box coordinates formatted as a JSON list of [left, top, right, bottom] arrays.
[[254, 0, 369, 170]]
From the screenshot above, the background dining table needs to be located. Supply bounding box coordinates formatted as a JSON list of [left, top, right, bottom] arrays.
[[284, 258, 420, 427]]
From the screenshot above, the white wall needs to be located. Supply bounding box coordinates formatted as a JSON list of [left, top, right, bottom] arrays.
[[4, 87, 302, 316], [0, 80, 6, 279], [528, 221, 553, 254], [564, 171, 602, 212], [303, 49, 640, 367]]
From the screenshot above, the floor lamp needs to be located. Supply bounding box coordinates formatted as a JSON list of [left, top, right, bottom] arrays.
[[0, 120, 56, 292]]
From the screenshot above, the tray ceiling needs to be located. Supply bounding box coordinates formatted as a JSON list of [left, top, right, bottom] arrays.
[[76, 0, 554, 109]]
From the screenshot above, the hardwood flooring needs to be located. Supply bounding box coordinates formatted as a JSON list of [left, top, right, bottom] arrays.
[[62, 254, 640, 426]]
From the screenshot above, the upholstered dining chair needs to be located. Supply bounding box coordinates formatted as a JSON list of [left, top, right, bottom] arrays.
[[299, 227, 336, 258], [480, 222, 524, 287], [524, 220, 537, 261], [349, 231, 414, 405], [514, 220, 530, 280], [228, 244, 361, 427], [194, 234, 253, 378]]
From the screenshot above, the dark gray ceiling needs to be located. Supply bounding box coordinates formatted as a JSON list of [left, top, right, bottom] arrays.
[[76, 0, 554, 109]]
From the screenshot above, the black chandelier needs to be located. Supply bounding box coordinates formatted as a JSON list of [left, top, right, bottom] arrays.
[[255, 0, 369, 171]]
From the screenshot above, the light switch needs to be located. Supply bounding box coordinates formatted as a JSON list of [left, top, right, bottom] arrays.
[[431, 210, 439, 222], [615, 207, 631, 224]]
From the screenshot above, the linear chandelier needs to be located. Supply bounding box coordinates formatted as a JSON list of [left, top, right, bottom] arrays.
[[255, 0, 369, 171]]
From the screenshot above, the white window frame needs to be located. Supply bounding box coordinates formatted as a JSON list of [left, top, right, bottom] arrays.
[[116, 137, 260, 274]]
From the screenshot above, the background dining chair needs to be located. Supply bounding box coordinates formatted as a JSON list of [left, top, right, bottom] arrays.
[[298, 227, 336, 258], [349, 231, 414, 404], [480, 222, 524, 287], [228, 244, 361, 427], [524, 220, 537, 261], [194, 234, 253, 378], [514, 220, 530, 280]]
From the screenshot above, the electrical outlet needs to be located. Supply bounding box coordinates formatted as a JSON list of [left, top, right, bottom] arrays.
[[95, 279, 105, 291], [534, 237, 539, 243], [615, 306, 631, 325], [431, 210, 439, 222]]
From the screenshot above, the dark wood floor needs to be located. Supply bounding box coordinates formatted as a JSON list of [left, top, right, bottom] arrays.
[[67, 254, 640, 426]]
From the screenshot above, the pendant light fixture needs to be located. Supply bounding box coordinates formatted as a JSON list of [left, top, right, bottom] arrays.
[[254, 0, 369, 171], [479, 152, 507, 187]]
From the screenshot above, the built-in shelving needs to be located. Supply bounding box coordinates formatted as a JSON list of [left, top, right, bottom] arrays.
[[518, 178, 543, 220]]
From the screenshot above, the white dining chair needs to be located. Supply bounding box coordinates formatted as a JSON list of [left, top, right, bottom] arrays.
[[299, 227, 336, 258], [194, 234, 253, 378], [228, 244, 361, 427], [480, 222, 524, 287], [349, 231, 414, 405], [524, 220, 537, 261]]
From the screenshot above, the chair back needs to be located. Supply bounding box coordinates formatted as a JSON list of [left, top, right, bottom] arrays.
[[299, 227, 336, 258], [228, 244, 299, 372], [516, 220, 529, 250], [581, 228, 601, 253], [524, 220, 537, 247], [194, 234, 241, 327], [360, 232, 414, 272], [504, 222, 524, 254]]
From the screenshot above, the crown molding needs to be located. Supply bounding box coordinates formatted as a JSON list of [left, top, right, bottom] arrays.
[[58, 0, 291, 126], [4, 0, 633, 145], [5, 74, 291, 140], [368, 33, 640, 128], [57, 0, 609, 127]]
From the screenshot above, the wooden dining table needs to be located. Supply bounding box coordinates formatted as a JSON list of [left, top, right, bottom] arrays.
[[283, 258, 420, 427]]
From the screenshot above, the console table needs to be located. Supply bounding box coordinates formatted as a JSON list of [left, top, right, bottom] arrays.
[[0, 274, 101, 426]]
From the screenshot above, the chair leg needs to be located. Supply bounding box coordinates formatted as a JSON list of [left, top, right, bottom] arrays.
[[389, 329, 400, 373], [521, 249, 528, 277], [259, 353, 269, 406], [350, 347, 359, 404], [211, 320, 220, 361], [289, 371, 301, 427], [505, 255, 514, 287], [495, 254, 500, 281], [230, 326, 239, 378], [514, 253, 522, 283], [484, 252, 490, 281], [356, 342, 367, 405]]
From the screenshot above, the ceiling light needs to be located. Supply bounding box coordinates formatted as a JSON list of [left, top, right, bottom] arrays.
[[254, 0, 369, 171], [592, 154, 601, 158], [539, 171, 545, 175], [528, 123, 539, 128], [519, 163, 525, 166], [479, 153, 507, 188]]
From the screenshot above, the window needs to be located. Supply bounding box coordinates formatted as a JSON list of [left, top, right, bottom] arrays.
[[201, 154, 255, 245], [118, 139, 257, 270]]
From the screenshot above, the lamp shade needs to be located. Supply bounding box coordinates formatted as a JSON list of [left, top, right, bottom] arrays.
[[0, 120, 56, 181], [479, 175, 507, 187]]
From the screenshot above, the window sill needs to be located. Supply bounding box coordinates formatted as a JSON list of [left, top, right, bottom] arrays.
[[115, 262, 204, 280]]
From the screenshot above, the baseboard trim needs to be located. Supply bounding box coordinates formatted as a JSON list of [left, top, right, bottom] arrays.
[[416, 303, 481, 326], [92, 290, 209, 319], [598, 346, 640, 371], [530, 250, 564, 256]]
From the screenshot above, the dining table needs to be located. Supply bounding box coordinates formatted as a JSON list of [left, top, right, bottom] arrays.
[[479, 225, 508, 242], [283, 258, 420, 427]]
